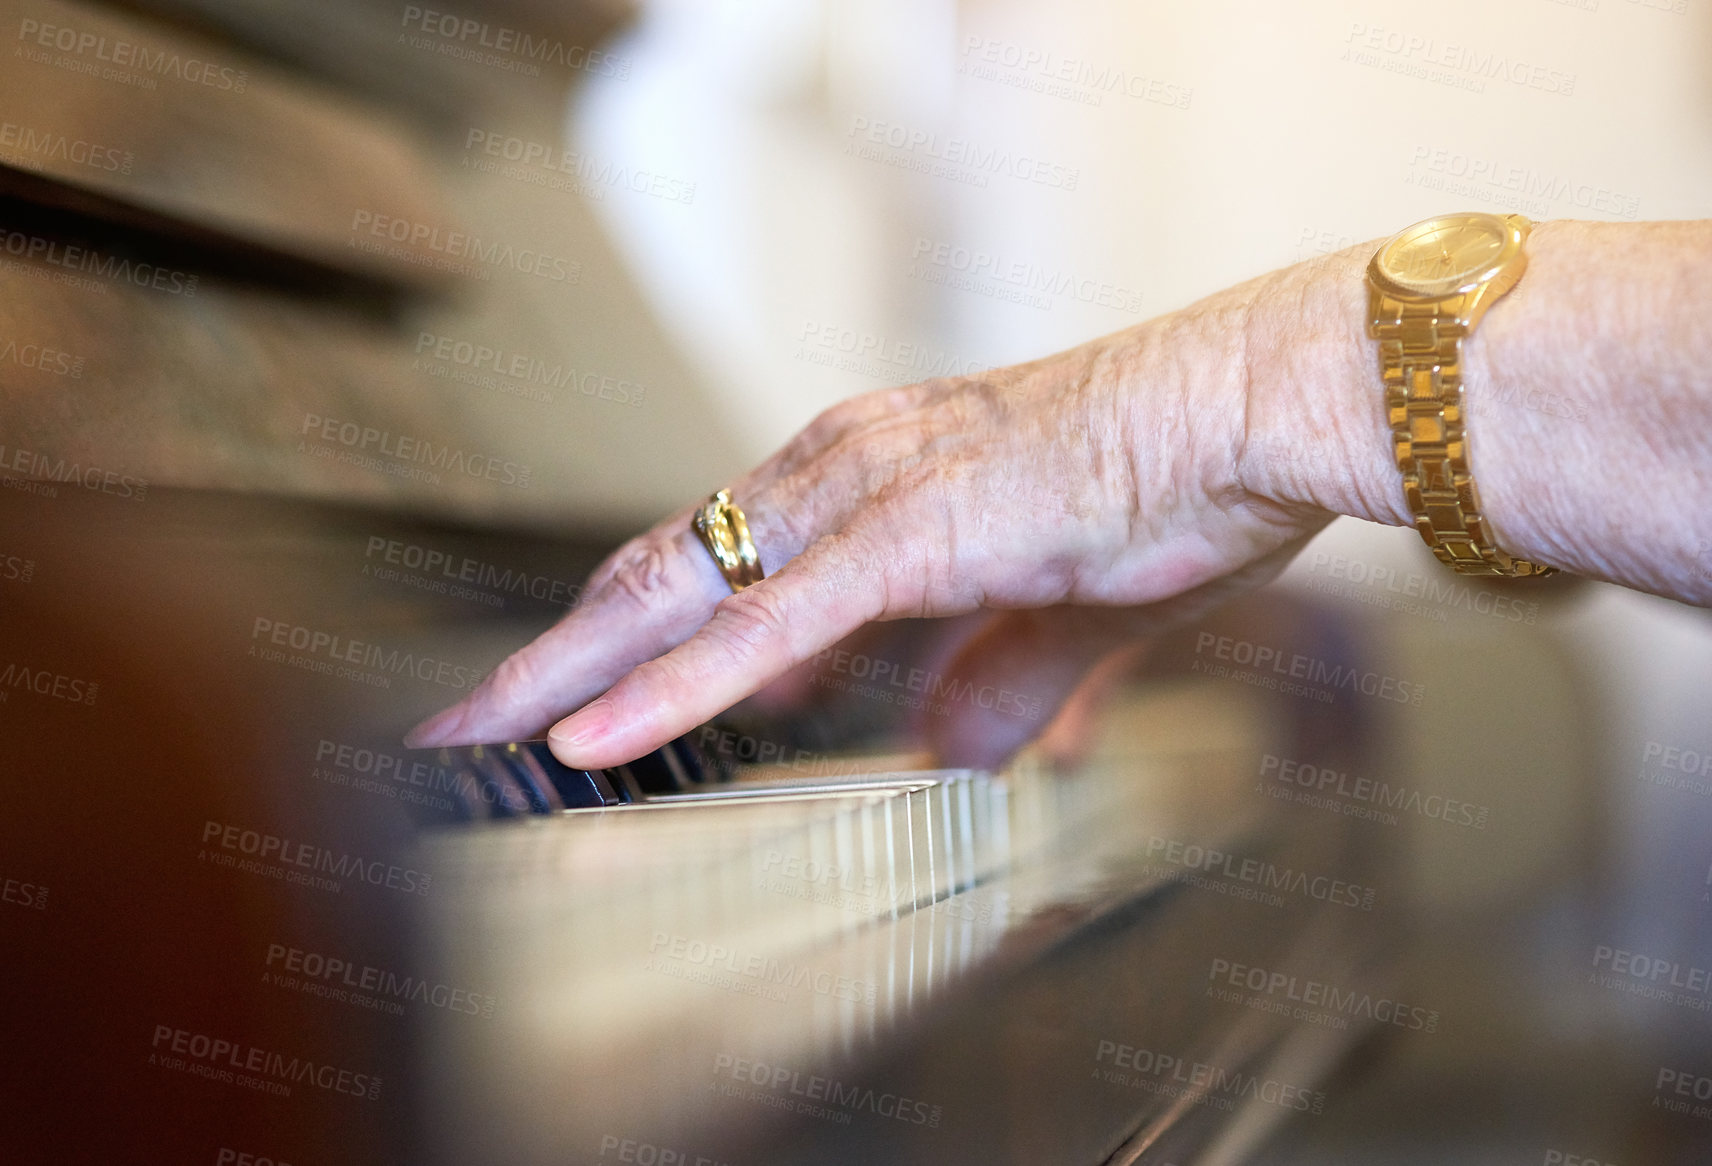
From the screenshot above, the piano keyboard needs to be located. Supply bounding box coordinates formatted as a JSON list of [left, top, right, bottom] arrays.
[[409, 684, 1387, 1165], [0, 483, 1393, 1164]]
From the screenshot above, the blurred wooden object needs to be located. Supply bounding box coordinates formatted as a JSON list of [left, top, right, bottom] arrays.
[[0, 0, 740, 528]]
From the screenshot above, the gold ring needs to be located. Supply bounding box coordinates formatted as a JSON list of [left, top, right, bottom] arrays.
[[692, 489, 765, 592]]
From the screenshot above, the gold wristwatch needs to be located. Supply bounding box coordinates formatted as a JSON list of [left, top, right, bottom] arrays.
[[1366, 212, 1554, 578]]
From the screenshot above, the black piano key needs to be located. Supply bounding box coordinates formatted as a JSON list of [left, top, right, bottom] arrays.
[[619, 744, 691, 794], [416, 733, 735, 815], [489, 743, 564, 813], [462, 748, 535, 818], [503, 741, 621, 808], [427, 748, 499, 821], [620, 730, 735, 791]]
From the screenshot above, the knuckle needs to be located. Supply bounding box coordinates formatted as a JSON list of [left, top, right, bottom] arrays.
[[930, 386, 998, 430], [802, 402, 851, 445], [632, 649, 694, 693], [834, 432, 927, 498], [914, 375, 961, 398], [597, 538, 680, 619], [796, 396, 868, 453], [482, 651, 541, 717], [875, 380, 941, 413], [970, 362, 1032, 402], [801, 382, 933, 452], [701, 587, 789, 663], [775, 428, 823, 472]]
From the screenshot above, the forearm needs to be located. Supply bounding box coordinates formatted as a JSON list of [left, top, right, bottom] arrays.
[[1239, 219, 1712, 604]]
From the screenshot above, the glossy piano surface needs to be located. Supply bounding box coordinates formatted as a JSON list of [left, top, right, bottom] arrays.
[[410, 691, 1387, 1165], [0, 487, 1388, 1165]]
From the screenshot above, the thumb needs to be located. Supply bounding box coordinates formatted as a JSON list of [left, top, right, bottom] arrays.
[[925, 540, 1313, 769], [923, 607, 1146, 770]]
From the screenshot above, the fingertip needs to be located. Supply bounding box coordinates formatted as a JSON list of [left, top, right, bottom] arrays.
[[546, 698, 615, 768]]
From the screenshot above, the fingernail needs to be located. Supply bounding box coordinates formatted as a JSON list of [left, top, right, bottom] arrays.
[[404, 705, 464, 748], [549, 698, 614, 750]]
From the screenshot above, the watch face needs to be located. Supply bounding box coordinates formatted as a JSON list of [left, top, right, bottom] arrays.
[[1376, 213, 1518, 298]]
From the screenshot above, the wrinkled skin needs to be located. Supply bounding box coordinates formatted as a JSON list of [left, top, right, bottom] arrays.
[[407, 267, 1330, 769], [407, 220, 1712, 768]]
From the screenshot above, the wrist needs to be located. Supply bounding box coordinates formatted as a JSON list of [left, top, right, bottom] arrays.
[[1235, 218, 1710, 602], [1237, 224, 1580, 577], [1235, 243, 1412, 531]]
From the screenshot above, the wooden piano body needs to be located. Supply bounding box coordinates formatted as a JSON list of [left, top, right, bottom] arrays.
[[0, 2, 1393, 1160]]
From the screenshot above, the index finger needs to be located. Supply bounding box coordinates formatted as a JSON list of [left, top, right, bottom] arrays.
[[404, 384, 946, 749], [403, 515, 731, 749], [545, 523, 901, 768]]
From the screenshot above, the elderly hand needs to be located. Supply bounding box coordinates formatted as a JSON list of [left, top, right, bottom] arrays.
[[405, 252, 1388, 768]]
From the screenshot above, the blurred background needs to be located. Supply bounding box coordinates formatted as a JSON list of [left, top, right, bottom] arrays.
[[1, 0, 1710, 1161]]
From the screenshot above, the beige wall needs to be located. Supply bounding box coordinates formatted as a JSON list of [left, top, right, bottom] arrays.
[[580, 0, 1712, 449], [574, 0, 1712, 914]]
